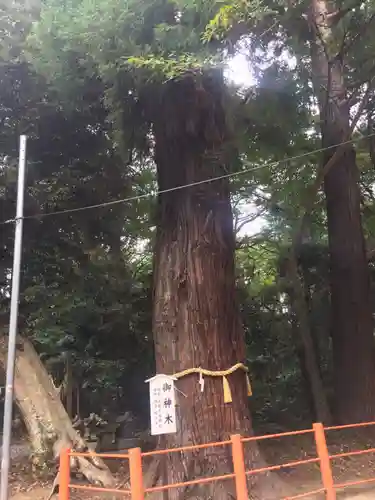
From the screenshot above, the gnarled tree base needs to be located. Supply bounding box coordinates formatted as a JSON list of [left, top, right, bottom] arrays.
[[0, 336, 114, 487]]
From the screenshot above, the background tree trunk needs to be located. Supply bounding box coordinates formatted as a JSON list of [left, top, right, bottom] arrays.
[[287, 255, 331, 423], [309, 0, 375, 423], [0, 336, 114, 486], [151, 71, 281, 499]]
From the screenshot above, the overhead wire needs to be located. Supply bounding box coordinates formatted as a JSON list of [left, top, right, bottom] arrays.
[[1, 131, 375, 227]]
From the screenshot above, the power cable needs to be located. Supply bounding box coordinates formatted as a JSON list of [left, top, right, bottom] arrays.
[[1, 131, 374, 226]]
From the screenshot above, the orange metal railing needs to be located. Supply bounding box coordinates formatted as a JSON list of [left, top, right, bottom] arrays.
[[59, 420, 375, 500]]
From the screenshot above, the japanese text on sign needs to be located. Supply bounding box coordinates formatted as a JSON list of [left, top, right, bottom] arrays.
[[146, 375, 177, 436]]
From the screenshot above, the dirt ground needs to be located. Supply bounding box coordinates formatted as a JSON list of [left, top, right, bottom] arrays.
[[5, 426, 375, 500]]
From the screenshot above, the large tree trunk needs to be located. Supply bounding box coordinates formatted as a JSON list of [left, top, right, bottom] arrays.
[[0, 336, 114, 486], [309, 0, 375, 423], [151, 71, 281, 499]]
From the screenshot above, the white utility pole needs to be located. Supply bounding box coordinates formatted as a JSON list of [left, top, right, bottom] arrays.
[[0, 136, 28, 500]]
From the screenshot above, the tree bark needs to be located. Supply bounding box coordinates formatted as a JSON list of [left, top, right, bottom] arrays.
[[0, 336, 114, 486], [151, 70, 281, 499], [309, 0, 375, 423], [287, 255, 331, 424], [60, 351, 74, 418], [65, 352, 73, 418]]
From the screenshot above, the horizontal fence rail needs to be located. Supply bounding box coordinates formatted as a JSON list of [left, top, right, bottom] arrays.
[[59, 420, 375, 500]]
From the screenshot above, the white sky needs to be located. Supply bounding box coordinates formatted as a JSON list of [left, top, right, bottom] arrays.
[[227, 54, 266, 237], [227, 53, 256, 87]]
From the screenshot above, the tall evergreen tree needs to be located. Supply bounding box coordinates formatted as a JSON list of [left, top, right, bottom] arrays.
[[28, 0, 283, 496], [207, 0, 375, 423]]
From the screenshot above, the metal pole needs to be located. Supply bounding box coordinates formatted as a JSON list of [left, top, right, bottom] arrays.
[[0, 136, 27, 500]]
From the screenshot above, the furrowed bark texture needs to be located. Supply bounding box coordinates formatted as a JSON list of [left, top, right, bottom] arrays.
[[151, 71, 280, 499], [309, 0, 375, 423]]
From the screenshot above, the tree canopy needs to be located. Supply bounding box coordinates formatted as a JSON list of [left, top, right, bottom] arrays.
[[2, 0, 375, 453]]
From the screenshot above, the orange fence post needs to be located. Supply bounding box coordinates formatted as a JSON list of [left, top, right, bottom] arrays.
[[129, 447, 144, 500], [59, 448, 70, 500], [313, 423, 336, 500], [231, 434, 248, 500]]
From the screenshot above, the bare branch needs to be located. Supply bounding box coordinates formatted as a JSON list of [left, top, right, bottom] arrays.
[[349, 79, 375, 131], [234, 209, 266, 234]]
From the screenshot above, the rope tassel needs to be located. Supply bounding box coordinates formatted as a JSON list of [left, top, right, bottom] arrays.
[[222, 375, 232, 403], [246, 374, 252, 397]]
